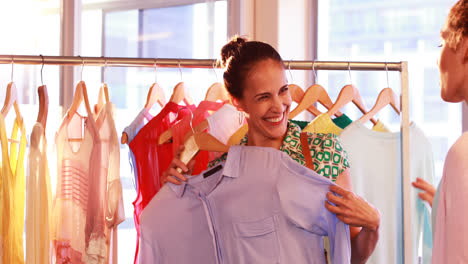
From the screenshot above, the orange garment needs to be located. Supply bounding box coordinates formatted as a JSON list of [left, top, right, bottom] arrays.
[[25, 123, 52, 264], [0, 114, 27, 264]]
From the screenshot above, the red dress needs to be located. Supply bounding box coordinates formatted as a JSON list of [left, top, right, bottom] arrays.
[[129, 102, 195, 263]]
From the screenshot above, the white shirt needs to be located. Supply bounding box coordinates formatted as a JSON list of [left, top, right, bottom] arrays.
[[339, 121, 434, 264]]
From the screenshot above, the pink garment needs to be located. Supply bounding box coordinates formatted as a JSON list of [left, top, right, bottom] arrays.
[[171, 100, 225, 174], [86, 103, 125, 264], [53, 112, 101, 264], [432, 132, 468, 263]]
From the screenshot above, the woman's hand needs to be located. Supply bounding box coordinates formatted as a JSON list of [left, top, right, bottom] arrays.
[[411, 177, 436, 207], [325, 185, 380, 232], [161, 145, 196, 185]]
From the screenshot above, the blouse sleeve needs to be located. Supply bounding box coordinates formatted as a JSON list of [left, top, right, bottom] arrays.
[[304, 132, 350, 182]]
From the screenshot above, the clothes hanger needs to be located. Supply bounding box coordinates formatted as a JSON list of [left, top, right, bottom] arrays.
[[121, 60, 166, 145], [326, 62, 377, 125], [289, 61, 341, 119], [157, 105, 191, 145], [94, 59, 110, 115], [176, 107, 229, 173], [67, 56, 93, 121], [1, 56, 22, 121], [305, 62, 343, 115], [359, 88, 400, 124], [169, 59, 193, 105], [287, 61, 307, 103], [156, 60, 186, 145], [205, 62, 230, 102], [161, 63, 229, 145], [145, 60, 166, 110], [359, 65, 400, 124], [37, 55, 49, 130]]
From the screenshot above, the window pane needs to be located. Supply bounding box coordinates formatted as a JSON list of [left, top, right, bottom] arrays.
[[318, 0, 460, 182], [0, 0, 61, 165], [82, 2, 227, 263]]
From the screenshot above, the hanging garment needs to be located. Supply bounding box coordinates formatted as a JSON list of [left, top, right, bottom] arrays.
[[432, 132, 468, 264], [170, 100, 225, 175], [123, 108, 155, 190], [290, 113, 353, 131], [53, 113, 101, 263], [0, 114, 27, 264], [302, 113, 343, 135], [129, 102, 195, 264], [339, 121, 434, 264], [372, 119, 391, 132], [208, 121, 350, 182], [25, 123, 52, 264], [86, 102, 125, 263], [140, 146, 351, 264], [332, 113, 353, 129], [206, 103, 244, 145]]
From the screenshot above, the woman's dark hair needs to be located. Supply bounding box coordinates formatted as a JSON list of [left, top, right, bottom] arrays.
[[219, 36, 284, 99], [446, 0, 468, 49]]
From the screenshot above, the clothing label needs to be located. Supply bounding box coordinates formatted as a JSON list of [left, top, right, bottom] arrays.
[[203, 165, 223, 178]]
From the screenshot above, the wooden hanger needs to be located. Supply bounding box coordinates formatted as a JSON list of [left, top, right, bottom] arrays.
[[290, 84, 336, 119], [307, 84, 343, 114], [205, 82, 230, 103], [67, 81, 92, 142], [289, 84, 304, 103], [36, 85, 49, 129], [1, 82, 21, 120], [170, 62, 194, 105], [168, 83, 229, 145], [326, 84, 377, 125], [169, 82, 193, 105], [94, 83, 110, 115], [145, 82, 166, 110], [121, 71, 166, 145], [288, 84, 321, 118], [37, 55, 48, 129], [68, 81, 92, 119], [177, 130, 229, 174], [359, 88, 400, 124]]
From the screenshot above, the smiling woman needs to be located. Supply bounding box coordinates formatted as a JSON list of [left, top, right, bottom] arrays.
[[220, 38, 291, 148], [162, 36, 381, 263]]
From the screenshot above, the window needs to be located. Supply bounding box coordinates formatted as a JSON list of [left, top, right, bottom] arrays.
[[81, 1, 227, 262], [0, 0, 61, 131], [318, 0, 460, 181]]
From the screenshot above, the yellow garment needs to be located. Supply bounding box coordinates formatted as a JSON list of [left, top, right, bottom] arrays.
[[372, 119, 391, 132], [25, 123, 52, 264], [302, 113, 343, 135], [0, 114, 27, 264]]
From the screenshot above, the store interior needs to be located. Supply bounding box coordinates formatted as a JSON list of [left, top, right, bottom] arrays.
[[0, 0, 466, 263]]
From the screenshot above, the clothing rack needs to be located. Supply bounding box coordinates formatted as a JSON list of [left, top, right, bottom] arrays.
[[0, 55, 403, 71], [0, 54, 411, 264]]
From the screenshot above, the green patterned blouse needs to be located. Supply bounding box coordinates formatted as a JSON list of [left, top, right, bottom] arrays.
[[207, 121, 350, 182]]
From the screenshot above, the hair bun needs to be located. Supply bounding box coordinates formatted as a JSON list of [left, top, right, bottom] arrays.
[[220, 36, 247, 68]]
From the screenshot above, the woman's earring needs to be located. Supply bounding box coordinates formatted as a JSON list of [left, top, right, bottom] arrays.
[[238, 111, 244, 125]]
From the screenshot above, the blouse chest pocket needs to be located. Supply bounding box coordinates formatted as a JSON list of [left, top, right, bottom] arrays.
[[233, 216, 280, 263]]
